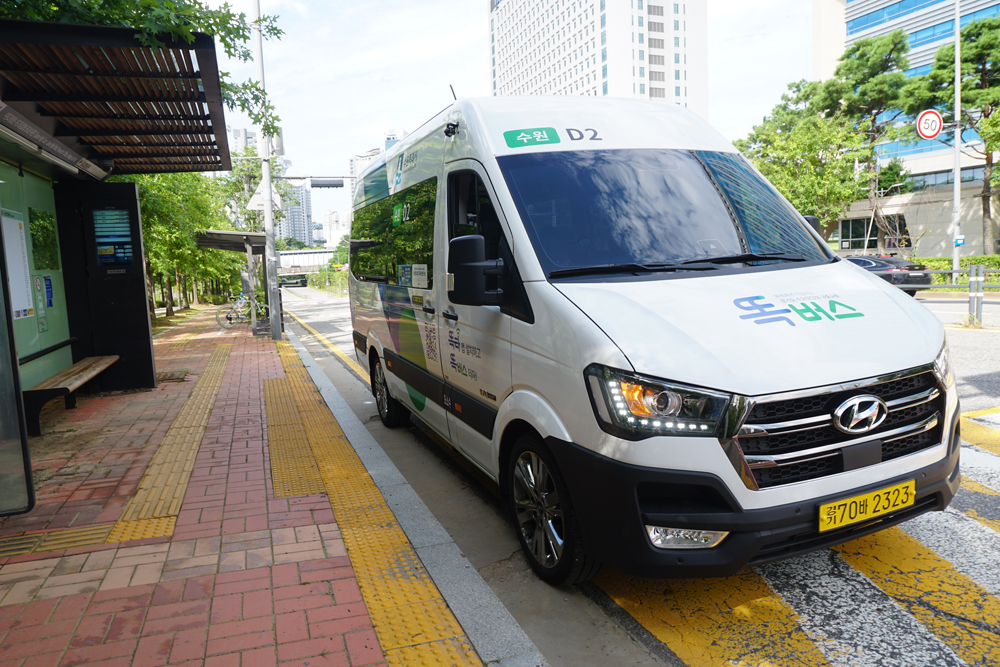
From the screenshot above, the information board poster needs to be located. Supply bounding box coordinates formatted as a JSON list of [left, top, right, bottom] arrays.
[[1, 209, 33, 320]]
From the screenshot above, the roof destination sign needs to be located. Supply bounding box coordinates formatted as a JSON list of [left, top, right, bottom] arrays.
[[916, 109, 943, 141]]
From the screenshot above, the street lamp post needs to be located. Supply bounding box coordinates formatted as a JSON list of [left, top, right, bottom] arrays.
[[254, 0, 282, 340]]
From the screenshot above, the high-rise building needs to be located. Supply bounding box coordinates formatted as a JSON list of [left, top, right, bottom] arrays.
[[322, 210, 349, 249], [819, 0, 1000, 256], [385, 129, 407, 151], [280, 182, 313, 246], [489, 0, 708, 120]]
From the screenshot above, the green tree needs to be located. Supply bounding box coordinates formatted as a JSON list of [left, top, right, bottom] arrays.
[[876, 158, 912, 196], [214, 146, 296, 232], [815, 30, 912, 252], [905, 17, 1000, 254], [736, 82, 862, 238], [112, 172, 243, 318], [275, 237, 289, 251]]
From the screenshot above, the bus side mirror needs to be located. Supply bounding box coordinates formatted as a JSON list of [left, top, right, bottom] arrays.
[[448, 235, 505, 306], [803, 215, 822, 235]]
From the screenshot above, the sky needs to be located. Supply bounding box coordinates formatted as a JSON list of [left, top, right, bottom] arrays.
[[215, 0, 813, 227]]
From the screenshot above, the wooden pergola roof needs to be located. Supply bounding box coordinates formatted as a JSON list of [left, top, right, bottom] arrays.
[[0, 18, 231, 176]]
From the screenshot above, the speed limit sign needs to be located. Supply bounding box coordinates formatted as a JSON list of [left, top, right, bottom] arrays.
[[916, 109, 943, 140]]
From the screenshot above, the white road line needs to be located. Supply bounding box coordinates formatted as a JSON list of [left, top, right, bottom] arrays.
[[758, 551, 965, 667], [901, 509, 1000, 596], [957, 445, 1000, 492]]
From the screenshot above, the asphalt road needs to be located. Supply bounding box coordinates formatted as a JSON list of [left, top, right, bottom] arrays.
[[917, 294, 1000, 413], [282, 285, 1000, 667]]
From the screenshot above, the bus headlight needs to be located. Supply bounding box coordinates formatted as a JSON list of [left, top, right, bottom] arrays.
[[585, 364, 730, 440]]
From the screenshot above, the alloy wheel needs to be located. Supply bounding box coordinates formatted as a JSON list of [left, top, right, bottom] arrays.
[[512, 451, 565, 568]]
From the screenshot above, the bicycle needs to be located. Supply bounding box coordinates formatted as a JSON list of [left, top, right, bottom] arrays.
[[216, 293, 268, 328]]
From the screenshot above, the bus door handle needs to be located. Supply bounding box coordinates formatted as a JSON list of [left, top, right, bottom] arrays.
[[422, 305, 436, 314], [442, 310, 459, 322]]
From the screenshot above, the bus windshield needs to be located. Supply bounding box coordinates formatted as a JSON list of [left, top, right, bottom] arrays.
[[496, 149, 832, 278]]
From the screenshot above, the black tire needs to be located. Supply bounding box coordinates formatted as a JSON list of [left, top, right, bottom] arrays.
[[904, 290, 917, 297], [370, 355, 410, 428], [505, 435, 602, 585]]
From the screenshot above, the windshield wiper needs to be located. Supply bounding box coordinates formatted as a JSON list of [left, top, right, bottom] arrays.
[[681, 252, 806, 265], [548, 262, 717, 279]]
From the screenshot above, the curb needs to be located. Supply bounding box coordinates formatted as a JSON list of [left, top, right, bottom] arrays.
[[285, 330, 549, 667]]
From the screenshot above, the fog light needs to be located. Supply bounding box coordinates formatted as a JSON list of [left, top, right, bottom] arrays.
[[645, 525, 729, 549]]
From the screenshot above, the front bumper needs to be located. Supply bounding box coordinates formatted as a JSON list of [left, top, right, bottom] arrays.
[[545, 411, 960, 578]]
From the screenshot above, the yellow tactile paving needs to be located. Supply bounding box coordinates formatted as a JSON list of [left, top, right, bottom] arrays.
[[596, 568, 831, 667], [0, 524, 114, 557], [274, 341, 482, 666], [385, 639, 481, 666], [835, 527, 1000, 665], [116, 344, 231, 522], [106, 517, 177, 543], [263, 378, 327, 497]]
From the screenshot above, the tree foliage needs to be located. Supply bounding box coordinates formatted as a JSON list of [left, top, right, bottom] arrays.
[[814, 30, 912, 252], [736, 81, 862, 237], [0, 0, 283, 134], [214, 146, 295, 233]]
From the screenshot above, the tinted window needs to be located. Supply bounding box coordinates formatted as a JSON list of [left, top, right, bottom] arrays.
[[351, 177, 437, 286], [390, 178, 436, 289], [498, 149, 830, 276]]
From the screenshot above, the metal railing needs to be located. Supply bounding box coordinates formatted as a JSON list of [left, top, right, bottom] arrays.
[[922, 266, 999, 322]]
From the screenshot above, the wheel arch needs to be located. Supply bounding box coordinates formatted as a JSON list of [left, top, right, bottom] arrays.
[[496, 389, 574, 512]]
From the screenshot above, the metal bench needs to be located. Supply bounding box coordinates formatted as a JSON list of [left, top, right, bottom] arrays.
[[22, 356, 119, 436]]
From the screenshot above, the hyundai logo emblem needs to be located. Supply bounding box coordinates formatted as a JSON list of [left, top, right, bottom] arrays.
[[833, 395, 888, 434]]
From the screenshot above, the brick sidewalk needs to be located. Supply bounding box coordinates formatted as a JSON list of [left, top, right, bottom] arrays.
[[0, 313, 386, 667]]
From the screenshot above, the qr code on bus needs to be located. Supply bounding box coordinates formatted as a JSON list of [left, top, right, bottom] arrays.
[[424, 324, 438, 362]]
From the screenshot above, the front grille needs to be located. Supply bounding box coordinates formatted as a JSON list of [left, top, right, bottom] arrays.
[[740, 369, 945, 489]]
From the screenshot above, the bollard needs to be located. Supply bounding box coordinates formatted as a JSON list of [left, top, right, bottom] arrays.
[[977, 265, 985, 324], [969, 265, 977, 321]]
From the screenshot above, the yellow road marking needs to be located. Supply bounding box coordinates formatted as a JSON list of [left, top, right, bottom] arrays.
[[0, 525, 115, 557], [962, 405, 1000, 419], [284, 309, 368, 380], [835, 527, 1000, 664], [275, 343, 481, 665], [957, 479, 1000, 534], [944, 326, 1000, 333], [115, 344, 231, 523], [960, 418, 1000, 457], [596, 568, 831, 667]]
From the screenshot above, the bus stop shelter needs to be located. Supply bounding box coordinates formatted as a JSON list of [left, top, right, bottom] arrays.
[[0, 17, 231, 518]]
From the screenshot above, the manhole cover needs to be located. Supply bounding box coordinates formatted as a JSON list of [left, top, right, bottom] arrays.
[[157, 370, 188, 382]]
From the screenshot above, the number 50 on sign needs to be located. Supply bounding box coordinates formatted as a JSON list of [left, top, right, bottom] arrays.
[[916, 109, 943, 140]]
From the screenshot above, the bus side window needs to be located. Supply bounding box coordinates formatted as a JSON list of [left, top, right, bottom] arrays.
[[448, 172, 503, 262]]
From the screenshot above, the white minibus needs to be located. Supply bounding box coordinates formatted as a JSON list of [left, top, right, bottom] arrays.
[[349, 97, 959, 584]]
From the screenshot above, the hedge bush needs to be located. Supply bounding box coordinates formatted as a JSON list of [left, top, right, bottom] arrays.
[[912, 255, 1000, 285]]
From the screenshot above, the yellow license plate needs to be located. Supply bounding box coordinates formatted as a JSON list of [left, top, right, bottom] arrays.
[[818, 480, 916, 532]]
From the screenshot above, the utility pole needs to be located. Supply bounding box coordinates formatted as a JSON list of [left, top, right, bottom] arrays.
[[952, 0, 962, 284], [254, 0, 282, 340]]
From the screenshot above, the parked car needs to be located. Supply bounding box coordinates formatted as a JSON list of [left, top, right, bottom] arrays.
[[844, 256, 931, 296]]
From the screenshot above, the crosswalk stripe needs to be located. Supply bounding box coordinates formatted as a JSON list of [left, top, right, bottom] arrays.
[[902, 509, 1000, 596], [758, 550, 964, 667], [962, 419, 1000, 457], [595, 568, 831, 667], [956, 445, 1000, 492], [834, 527, 1000, 665]]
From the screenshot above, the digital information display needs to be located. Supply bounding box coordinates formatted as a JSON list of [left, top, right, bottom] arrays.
[[93, 209, 133, 266]]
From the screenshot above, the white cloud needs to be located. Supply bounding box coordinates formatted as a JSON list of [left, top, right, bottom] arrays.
[[214, 0, 811, 219]]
